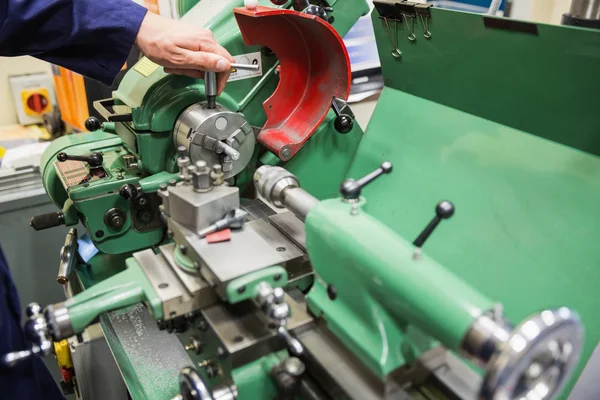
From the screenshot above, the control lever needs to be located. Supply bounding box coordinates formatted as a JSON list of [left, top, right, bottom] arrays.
[[331, 97, 355, 134], [1, 303, 52, 368], [340, 162, 393, 201], [198, 209, 248, 238], [57, 229, 78, 285], [254, 282, 304, 356], [412, 201, 455, 248], [204, 63, 259, 110], [57, 151, 103, 168]]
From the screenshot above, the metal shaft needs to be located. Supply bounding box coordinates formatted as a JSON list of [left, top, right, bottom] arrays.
[[230, 63, 260, 72], [569, 0, 600, 19], [205, 71, 217, 109]]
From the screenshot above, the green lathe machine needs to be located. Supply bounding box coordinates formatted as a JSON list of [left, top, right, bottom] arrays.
[[3, 0, 600, 399]]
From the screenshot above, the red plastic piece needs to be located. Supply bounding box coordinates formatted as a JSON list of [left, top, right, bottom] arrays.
[[206, 229, 232, 243], [234, 6, 351, 161], [60, 367, 74, 382]]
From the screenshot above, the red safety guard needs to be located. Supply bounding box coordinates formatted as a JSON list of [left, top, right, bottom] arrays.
[[234, 6, 351, 161]]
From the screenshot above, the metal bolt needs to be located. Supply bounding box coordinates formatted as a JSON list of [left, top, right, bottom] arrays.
[[159, 183, 168, 191], [211, 164, 225, 186], [192, 160, 212, 192], [198, 320, 208, 332], [274, 274, 282, 281], [327, 284, 337, 300], [178, 244, 187, 255], [283, 357, 305, 377], [216, 347, 226, 358], [237, 286, 246, 294], [281, 147, 291, 159], [169, 179, 177, 187], [167, 230, 174, 239]]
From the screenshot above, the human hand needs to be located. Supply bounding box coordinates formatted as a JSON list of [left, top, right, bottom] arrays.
[[135, 12, 235, 94]]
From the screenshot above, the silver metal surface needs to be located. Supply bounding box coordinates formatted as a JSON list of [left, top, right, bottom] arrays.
[[202, 293, 312, 368], [173, 103, 255, 179], [461, 313, 512, 365], [57, 228, 78, 284], [69, 324, 128, 400], [569, 0, 600, 19], [269, 212, 306, 252], [230, 63, 260, 72], [253, 166, 318, 221], [135, 248, 216, 320], [179, 367, 213, 400], [166, 182, 239, 234], [212, 385, 238, 400], [480, 308, 583, 400], [281, 188, 319, 222], [46, 302, 75, 340], [170, 218, 304, 295]]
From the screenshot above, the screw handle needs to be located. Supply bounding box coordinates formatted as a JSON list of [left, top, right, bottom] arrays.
[[57, 152, 103, 168], [340, 162, 393, 200], [413, 201, 454, 248]]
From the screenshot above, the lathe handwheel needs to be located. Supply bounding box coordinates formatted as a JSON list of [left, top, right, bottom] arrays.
[[179, 367, 213, 400]]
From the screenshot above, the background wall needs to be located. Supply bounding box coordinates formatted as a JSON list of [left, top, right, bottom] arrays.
[[510, 0, 572, 24], [0, 56, 53, 126]]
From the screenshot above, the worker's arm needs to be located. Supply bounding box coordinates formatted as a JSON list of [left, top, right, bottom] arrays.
[[0, 0, 234, 91]]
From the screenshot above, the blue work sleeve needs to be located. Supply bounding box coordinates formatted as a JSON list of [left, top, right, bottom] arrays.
[[0, 0, 148, 85]]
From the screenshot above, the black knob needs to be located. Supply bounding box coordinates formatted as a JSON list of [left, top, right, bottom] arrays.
[[340, 162, 393, 200], [413, 201, 455, 248], [30, 212, 65, 231], [84, 117, 102, 131], [334, 114, 353, 134], [57, 152, 103, 168], [119, 184, 138, 201], [104, 208, 127, 229], [305, 5, 328, 20], [331, 97, 355, 134]]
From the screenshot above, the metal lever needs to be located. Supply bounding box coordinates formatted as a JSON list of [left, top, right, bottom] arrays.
[[277, 326, 304, 356], [331, 97, 355, 134], [57, 229, 78, 285], [340, 162, 393, 201], [230, 63, 260, 71], [57, 151, 103, 168], [198, 209, 248, 238], [205, 63, 259, 110], [413, 201, 454, 248], [1, 303, 52, 368]]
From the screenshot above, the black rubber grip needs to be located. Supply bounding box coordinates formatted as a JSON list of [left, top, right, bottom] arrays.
[[30, 212, 65, 231]]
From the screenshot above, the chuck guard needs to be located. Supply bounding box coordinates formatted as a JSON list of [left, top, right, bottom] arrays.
[[234, 6, 351, 161]]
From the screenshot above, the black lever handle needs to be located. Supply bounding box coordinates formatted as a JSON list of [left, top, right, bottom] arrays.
[[331, 97, 354, 134], [57, 152, 103, 168], [413, 201, 454, 248], [340, 162, 393, 201]]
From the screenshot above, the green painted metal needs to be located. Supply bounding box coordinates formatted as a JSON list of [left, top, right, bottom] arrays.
[[225, 266, 288, 304], [348, 87, 600, 396], [305, 198, 493, 378], [285, 110, 364, 200], [372, 8, 600, 156], [136, 131, 177, 175], [139, 171, 180, 192], [232, 351, 285, 400], [41, 132, 122, 206], [174, 245, 198, 273], [66, 257, 162, 333]]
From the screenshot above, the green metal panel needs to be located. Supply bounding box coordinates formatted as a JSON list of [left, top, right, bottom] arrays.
[[286, 111, 364, 200], [66, 257, 163, 333], [373, 8, 600, 156], [348, 87, 600, 397], [232, 351, 285, 400], [305, 198, 493, 378]]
